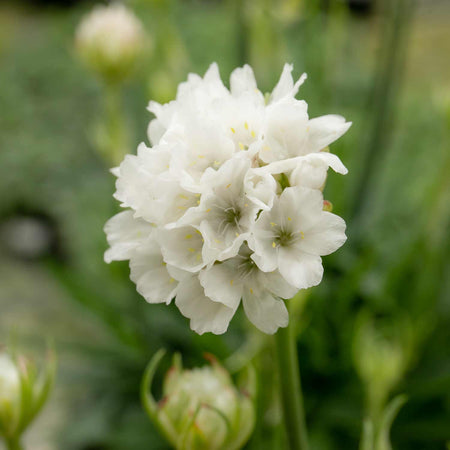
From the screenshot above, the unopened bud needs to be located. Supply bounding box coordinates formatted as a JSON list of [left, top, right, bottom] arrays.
[[353, 315, 409, 417], [75, 3, 146, 84], [0, 353, 21, 435], [142, 350, 255, 450], [0, 348, 56, 445], [323, 200, 333, 212]]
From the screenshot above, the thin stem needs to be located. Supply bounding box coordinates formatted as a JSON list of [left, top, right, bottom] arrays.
[[104, 83, 127, 167], [4, 436, 24, 450], [274, 301, 309, 450], [350, 0, 415, 223]]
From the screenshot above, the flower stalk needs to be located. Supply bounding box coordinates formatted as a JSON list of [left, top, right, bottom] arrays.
[[274, 299, 309, 450], [4, 436, 23, 450]]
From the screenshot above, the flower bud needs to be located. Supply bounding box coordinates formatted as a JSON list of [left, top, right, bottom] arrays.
[[323, 200, 333, 212], [75, 3, 146, 84], [353, 316, 409, 418], [142, 350, 255, 450], [0, 348, 56, 445], [0, 353, 21, 434]]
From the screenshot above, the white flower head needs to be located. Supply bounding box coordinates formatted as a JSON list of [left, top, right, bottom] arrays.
[[105, 63, 351, 335], [75, 3, 146, 83]]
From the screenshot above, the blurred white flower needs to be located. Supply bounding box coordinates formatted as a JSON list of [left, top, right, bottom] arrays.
[[105, 63, 351, 335], [75, 2, 146, 83]]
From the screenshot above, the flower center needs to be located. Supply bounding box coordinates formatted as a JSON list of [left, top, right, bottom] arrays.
[[223, 206, 241, 225], [217, 205, 242, 235], [237, 255, 257, 279], [275, 229, 293, 247]]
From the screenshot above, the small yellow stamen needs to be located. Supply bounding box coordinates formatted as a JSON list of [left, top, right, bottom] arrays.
[[250, 288, 254, 294], [251, 130, 256, 138], [239, 142, 244, 150], [244, 203, 248, 207], [287, 217, 292, 221], [187, 247, 195, 253], [195, 229, 202, 235], [198, 154, 205, 159], [244, 121, 249, 130], [169, 278, 175, 284], [226, 183, 231, 189], [197, 200, 201, 205], [214, 239, 221, 244], [230, 279, 234, 286], [270, 222, 277, 227], [272, 241, 276, 248], [300, 231, 305, 239], [235, 232, 240, 237], [231, 127, 236, 134], [179, 194, 188, 200], [185, 234, 193, 240], [205, 208, 211, 213]]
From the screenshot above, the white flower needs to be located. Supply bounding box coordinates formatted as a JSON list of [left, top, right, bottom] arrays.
[[199, 243, 296, 334], [105, 63, 351, 335], [249, 186, 347, 289], [75, 3, 145, 83]]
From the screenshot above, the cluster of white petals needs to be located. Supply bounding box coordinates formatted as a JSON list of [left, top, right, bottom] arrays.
[[105, 63, 350, 335]]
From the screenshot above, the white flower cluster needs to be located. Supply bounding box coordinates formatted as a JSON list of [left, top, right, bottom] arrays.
[[105, 63, 350, 335]]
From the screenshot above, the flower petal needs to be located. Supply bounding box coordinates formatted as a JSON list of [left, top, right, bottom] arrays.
[[307, 115, 352, 153], [270, 63, 307, 102], [175, 276, 236, 335], [104, 210, 153, 263], [242, 288, 288, 334], [300, 211, 347, 256], [278, 248, 324, 290], [230, 64, 257, 96], [199, 263, 243, 309], [260, 270, 298, 299], [129, 240, 177, 304]]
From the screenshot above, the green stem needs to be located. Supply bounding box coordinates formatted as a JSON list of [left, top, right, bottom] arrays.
[[4, 436, 24, 450], [274, 301, 309, 450]]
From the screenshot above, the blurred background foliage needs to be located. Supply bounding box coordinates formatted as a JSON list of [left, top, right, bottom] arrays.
[[0, 0, 449, 449]]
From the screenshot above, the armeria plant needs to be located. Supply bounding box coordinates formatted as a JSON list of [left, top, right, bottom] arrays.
[[104, 63, 351, 449]]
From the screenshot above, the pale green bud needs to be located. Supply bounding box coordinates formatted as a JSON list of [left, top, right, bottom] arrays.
[[0, 349, 56, 444], [0, 353, 21, 434], [353, 316, 409, 418], [75, 3, 146, 84], [142, 350, 256, 450]]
